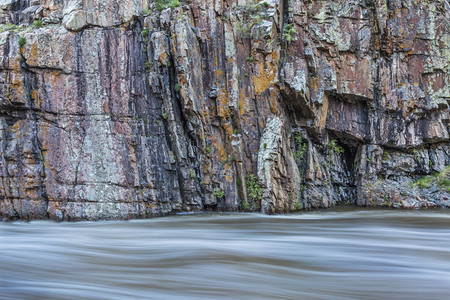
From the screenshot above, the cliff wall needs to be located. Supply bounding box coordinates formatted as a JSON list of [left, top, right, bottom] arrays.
[[0, 0, 449, 221]]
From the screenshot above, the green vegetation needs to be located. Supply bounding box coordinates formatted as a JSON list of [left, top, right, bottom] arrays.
[[142, 8, 151, 15], [327, 139, 344, 155], [382, 150, 389, 161], [293, 133, 307, 162], [18, 36, 26, 47], [0, 24, 19, 33], [246, 56, 254, 62], [156, 0, 181, 11], [33, 20, 43, 28], [204, 146, 212, 155], [293, 201, 302, 211], [162, 112, 168, 120], [241, 201, 251, 210], [142, 27, 149, 37], [235, 1, 264, 38], [174, 83, 181, 92], [246, 174, 262, 200], [412, 166, 450, 191], [214, 188, 225, 198], [282, 24, 297, 43], [189, 169, 195, 178]]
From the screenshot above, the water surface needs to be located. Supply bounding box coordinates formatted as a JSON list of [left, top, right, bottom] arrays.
[[1, 208, 450, 299]]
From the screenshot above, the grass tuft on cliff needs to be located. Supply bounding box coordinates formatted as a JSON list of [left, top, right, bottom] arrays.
[[156, 0, 181, 11], [412, 166, 450, 191], [18, 36, 26, 47]]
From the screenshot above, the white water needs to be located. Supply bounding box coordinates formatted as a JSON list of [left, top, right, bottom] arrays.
[[1, 209, 450, 299]]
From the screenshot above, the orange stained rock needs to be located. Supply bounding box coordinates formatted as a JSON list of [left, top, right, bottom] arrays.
[[215, 67, 224, 78], [309, 76, 320, 92], [212, 139, 226, 161], [28, 42, 39, 65], [216, 87, 231, 118], [31, 90, 42, 107], [159, 52, 168, 65], [314, 92, 329, 131], [267, 88, 280, 114], [224, 123, 233, 136], [252, 54, 278, 95], [238, 90, 247, 115], [38, 122, 50, 151], [253, 71, 276, 95], [178, 73, 187, 85]]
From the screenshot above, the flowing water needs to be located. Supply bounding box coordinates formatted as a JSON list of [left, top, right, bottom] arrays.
[[1, 208, 450, 300]]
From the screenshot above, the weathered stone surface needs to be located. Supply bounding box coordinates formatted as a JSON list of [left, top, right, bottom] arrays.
[[0, 0, 449, 221]]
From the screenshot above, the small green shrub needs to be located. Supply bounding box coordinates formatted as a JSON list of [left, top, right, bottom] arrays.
[[189, 169, 195, 178], [0, 24, 19, 33], [293, 201, 302, 211], [142, 27, 149, 37], [246, 56, 254, 62], [156, 0, 180, 11], [33, 20, 43, 28], [204, 146, 212, 155], [235, 1, 263, 38], [174, 83, 181, 92], [162, 112, 168, 119], [214, 188, 225, 198], [246, 174, 262, 200], [241, 201, 251, 210], [412, 166, 450, 191], [293, 133, 307, 162], [282, 24, 297, 43], [18, 36, 26, 47], [413, 176, 434, 189], [327, 139, 344, 154], [438, 179, 450, 191]]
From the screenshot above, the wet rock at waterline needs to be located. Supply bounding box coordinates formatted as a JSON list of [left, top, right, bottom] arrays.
[[0, 0, 449, 221]]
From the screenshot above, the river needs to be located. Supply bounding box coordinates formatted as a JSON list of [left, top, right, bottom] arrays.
[[1, 208, 450, 299]]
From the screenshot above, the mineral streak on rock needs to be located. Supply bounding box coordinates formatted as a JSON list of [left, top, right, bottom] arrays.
[[0, 0, 449, 221]]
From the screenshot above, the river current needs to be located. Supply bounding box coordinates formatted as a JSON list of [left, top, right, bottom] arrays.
[[1, 208, 450, 299]]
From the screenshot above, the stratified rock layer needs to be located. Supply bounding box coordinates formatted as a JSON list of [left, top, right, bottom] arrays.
[[1, 0, 449, 221]]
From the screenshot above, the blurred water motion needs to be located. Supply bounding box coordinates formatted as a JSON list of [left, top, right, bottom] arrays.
[[1, 208, 450, 299]]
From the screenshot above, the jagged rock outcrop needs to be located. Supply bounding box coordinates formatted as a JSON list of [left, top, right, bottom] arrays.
[[1, 0, 449, 221]]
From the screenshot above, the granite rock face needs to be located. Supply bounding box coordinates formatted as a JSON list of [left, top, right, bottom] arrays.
[[0, 0, 449, 221]]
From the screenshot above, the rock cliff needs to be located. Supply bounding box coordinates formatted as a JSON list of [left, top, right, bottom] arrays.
[[0, 0, 449, 221]]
